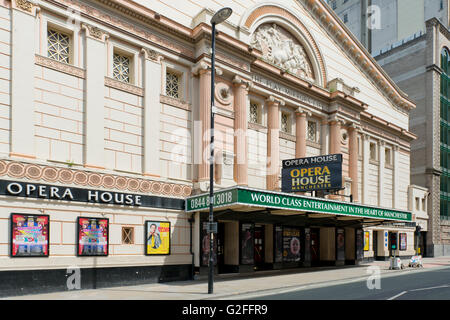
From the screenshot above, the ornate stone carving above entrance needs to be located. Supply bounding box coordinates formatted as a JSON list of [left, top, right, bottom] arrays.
[[251, 23, 314, 81]]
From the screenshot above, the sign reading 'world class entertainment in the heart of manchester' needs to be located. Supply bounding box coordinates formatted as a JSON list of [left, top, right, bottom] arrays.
[[281, 154, 343, 193]]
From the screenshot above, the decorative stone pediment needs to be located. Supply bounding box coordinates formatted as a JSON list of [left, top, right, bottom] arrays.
[[251, 23, 314, 81]]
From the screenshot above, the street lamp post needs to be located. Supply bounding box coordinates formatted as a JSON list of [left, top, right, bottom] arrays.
[[208, 7, 232, 295]]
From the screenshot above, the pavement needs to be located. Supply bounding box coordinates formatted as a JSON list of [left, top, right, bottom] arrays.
[[3, 256, 450, 300]]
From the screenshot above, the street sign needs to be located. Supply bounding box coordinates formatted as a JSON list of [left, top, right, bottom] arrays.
[[207, 222, 218, 234]]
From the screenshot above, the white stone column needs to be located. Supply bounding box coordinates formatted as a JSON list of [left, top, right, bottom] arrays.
[[393, 145, 400, 209], [348, 124, 359, 202], [266, 96, 283, 191], [362, 134, 370, 204], [232, 75, 249, 186], [142, 48, 163, 177], [378, 141, 385, 206], [82, 24, 108, 169], [10, 2, 38, 159]]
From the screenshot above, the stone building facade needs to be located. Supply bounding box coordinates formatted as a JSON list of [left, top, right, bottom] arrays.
[[0, 0, 419, 296], [376, 18, 450, 256]]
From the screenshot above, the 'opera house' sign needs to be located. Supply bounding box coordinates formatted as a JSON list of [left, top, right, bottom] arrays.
[[0, 180, 184, 210]]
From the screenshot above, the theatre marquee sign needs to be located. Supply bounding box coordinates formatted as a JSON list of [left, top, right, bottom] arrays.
[[281, 154, 342, 193], [186, 187, 411, 222]]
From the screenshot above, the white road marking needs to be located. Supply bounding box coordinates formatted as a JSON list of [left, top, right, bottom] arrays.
[[387, 291, 408, 300], [409, 284, 450, 292]]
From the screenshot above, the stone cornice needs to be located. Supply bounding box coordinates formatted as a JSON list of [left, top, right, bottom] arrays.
[[160, 94, 191, 111], [104, 77, 144, 96], [0, 159, 192, 198], [35, 54, 86, 79], [360, 111, 417, 142]]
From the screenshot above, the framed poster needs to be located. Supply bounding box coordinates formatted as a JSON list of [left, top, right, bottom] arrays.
[[364, 231, 370, 251], [400, 233, 407, 251], [11, 213, 49, 257], [336, 228, 345, 261], [201, 222, 217, 266], [77, 217, 109, 256], [145, 221, 170, 255], [274, 225, 283, 263], [240, 223, 254, 265], [283, 227, 301, 262]]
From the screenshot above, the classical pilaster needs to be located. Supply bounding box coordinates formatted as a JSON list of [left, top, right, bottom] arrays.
[[198, 67, 211, 182], [329, 116, 342, 155], [142, 48, 163, 177], [10, 1, 39, 159], [348, 124, 359, 203], [321, 117, 329, 155], [362, 134, 370, 204], [392, 145, 400, 209], [378, 141, 385, 206], [295, 108, 310, 158], [82, 24, 109, 169], [267, 96, 283, 191], [232, 76, 250, 186]]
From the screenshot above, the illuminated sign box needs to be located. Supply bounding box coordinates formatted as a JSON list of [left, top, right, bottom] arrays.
[[281, 154, 342, 193]]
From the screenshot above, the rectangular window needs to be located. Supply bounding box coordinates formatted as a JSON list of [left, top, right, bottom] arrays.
[[281, 112, 291, 134], [166, 70, 181, 99], [122, 227, 134, 244], [113, 53, 131, 83], [249, 101, 261, 124], [307, 121, 317, 142], [415, 197, 420, 211], [47, 29, 71, 64], [422, 198, 426, 211], [369, 142, 377, 161], [385, 148, 392, 166]]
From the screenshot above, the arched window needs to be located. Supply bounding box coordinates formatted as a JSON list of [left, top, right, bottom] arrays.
[[440, 48, 450, 219]]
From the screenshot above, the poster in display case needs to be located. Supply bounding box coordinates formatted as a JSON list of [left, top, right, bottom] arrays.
[[77, 217, 109, 256], [145, 221, 171, 255], [336, 228, 345, 261], [400, 233, 407, 251], [282, 227, 301, 262], [11, 213, 49, 257]]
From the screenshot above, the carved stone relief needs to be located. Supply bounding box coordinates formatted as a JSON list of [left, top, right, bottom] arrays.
[[251, 23, 314, 81]]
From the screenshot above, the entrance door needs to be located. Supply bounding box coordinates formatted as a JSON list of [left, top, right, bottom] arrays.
[[254, 225, 265, 270], [310, 228, 320, 266]]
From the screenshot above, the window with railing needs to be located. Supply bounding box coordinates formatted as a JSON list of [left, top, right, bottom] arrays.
[[166, 70, 181, 99], [113, 53, 131, 83], [281, 112, 291, 134], [47, 29, 71, 64], [249, 101, 261, 125]]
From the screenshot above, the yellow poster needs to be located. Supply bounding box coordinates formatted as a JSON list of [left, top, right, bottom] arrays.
[[364, 231, 370, 251], [146, 221, 170, 255]]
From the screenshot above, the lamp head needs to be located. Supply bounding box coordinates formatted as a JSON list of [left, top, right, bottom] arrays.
[[211, 7, 233, 25]]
